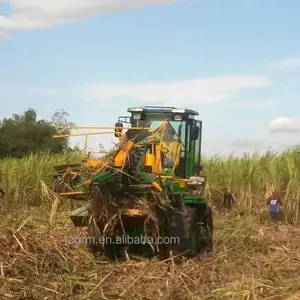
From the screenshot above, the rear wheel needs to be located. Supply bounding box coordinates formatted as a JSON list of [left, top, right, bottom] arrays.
[[161, 205, 213, 259], [162, 205, 201, 258]]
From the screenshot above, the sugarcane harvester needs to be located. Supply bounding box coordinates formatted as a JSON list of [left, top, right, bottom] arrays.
[[52, 106, 213, 258]]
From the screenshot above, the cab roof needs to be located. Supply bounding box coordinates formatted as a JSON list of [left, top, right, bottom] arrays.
[[127, 106, 199, 116]]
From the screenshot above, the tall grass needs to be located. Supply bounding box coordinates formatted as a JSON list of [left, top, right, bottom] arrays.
[[0, 150, 81, 210], [203, 147, 300, 223], [1, 147, 300, 222]]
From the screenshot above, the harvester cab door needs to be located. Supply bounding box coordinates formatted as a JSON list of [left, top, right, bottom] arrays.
[[193, 120, 202, 176], [185, 119, 201, 177]]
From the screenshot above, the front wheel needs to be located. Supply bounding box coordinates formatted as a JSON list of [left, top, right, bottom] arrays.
[[161, 205, 202, 259], [160, 205, 214, 259]]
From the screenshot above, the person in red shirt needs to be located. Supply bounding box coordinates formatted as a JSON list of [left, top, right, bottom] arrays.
[[266, 189, 281, 222]]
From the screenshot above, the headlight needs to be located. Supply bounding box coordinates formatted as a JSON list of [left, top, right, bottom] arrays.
[[133, 112, 141, 120], [173, 114, 182, 121], [172, 109, 185, 113], [130, 108, 144, 112]]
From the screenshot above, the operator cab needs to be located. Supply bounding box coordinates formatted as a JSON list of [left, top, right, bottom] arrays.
[[114, 106, 203, 178]]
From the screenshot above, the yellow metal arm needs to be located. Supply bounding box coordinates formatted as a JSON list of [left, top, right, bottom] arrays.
[[53, 132, 114, 138], [55, 126, 153, 131]]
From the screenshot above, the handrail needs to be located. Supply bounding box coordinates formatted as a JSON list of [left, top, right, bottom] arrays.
[[55, 126, 153, 130], [53, 132, 115, 138], [53, 125, 153, 157]]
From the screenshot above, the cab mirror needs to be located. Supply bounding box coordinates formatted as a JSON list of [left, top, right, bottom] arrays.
[[114, 122, 123, 137], [178, 124, 182, 138], [191, 125, 200, 141]]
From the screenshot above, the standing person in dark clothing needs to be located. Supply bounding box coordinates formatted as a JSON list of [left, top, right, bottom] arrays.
[[267, 189, 281, 222], [0, 186, 5, 198], [222, 190, 235, 209]]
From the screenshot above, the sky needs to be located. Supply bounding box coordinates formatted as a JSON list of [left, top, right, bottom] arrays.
[[1, 0, 300, 157]]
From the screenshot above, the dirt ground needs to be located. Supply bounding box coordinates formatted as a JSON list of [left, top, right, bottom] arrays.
[[1, 209, 300, 300]]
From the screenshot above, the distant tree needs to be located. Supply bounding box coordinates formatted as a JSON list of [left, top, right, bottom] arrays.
[[0, 108, 76, 158], [49, 108, 76, 152]]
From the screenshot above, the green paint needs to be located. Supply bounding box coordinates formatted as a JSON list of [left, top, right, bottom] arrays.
[[183, 196, 208, 204], [92, 171, 116, 182], [171, 182, 186, 193]]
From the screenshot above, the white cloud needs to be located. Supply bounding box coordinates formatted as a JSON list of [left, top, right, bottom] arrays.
[[227, 138, 299, 157], [231, 139, 264, 149], [0, 29, 9, 39], [223, 100, 274, 111], [0, 85, 58, 95], [84, 76, 271, 106], [0, 0, 184, 36], [195, 137, 298, 157], [269, 58, 300, 68], [269, 117, 300, 133]]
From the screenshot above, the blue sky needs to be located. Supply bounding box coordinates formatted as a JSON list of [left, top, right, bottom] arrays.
[[1, 0, 300, 156]]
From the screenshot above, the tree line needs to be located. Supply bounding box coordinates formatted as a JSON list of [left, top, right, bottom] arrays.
[[0, 108, 75, 158]]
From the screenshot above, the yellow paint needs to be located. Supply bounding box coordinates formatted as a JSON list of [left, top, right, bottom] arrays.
[[59, 192, 85, 196], [145, 153, 155, 167], [84, 134, 88, 153], [122, 209, 146, 217], [68, 171, 79, 176], [54, 131, 114, 138], [152, 181, 163, 192], [85, 160, 100, 167], [114, 140, 134, 167], [82, 180, 92, 185], [162, 140, 181, 167], [55, 126, 153, 131], [179, 181, 186, 188], [153, 144, 163, 174]]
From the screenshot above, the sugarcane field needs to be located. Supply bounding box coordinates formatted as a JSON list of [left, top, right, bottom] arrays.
[[0, 105, 299, 300]]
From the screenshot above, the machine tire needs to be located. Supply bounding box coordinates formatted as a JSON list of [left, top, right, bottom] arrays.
[[87, 220, 124, 259], [203, 207, 213, 251], [162, 205, 201, 259]]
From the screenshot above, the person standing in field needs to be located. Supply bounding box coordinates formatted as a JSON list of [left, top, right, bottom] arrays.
[[0, 186, 5, 198], [266, 189, 281, 222], [222, 190, 235, 210]]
